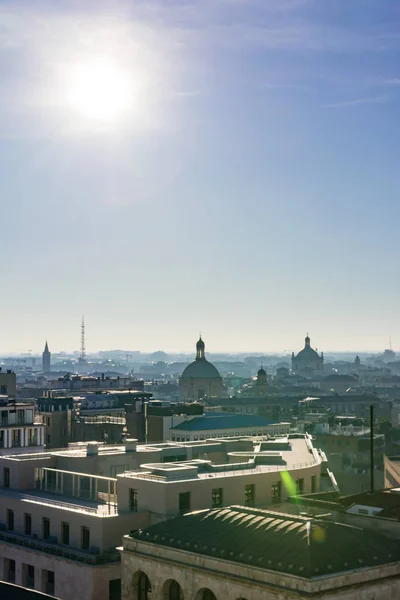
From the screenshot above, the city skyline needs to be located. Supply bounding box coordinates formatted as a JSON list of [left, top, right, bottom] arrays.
[[1, 0, 399, 353]]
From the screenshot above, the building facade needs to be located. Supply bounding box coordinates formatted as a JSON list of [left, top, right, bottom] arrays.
[[0, 369, 17, 398], [0, 400, 45, 454]]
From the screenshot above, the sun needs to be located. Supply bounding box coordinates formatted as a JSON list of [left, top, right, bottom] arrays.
[[66, 56, 135, 121]]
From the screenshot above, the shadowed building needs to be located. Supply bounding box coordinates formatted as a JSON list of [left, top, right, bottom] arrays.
[[179, 337, 223, 401]]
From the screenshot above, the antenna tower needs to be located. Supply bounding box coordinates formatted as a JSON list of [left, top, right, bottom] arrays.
[[80, 316, 86, 361]]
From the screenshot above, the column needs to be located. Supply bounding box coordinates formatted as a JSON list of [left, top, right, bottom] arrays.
[[25, 428, 29, 447]]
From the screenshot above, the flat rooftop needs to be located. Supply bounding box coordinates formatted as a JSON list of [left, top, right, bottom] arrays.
[[120, 436, 322, 483]]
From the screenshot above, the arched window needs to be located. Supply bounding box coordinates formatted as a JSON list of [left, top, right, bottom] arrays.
[[136, 572, 151, 600], [164, 579, 184, 600], [197, 589, 217, 600]]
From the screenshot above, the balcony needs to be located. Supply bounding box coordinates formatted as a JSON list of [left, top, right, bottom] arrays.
[[0, 529, 120, 565]]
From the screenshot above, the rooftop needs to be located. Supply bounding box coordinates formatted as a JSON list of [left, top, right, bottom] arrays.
[[120, 435, 322, 482], [170, 413, 279, 431], [130, 505, 400, 578]]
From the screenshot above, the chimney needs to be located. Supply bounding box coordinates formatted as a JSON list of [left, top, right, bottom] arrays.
[[87, 442, 99, 456], [125, 438, 137, 453]]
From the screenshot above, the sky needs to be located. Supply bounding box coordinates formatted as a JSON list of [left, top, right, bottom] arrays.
[[0, 0, 400, 354]]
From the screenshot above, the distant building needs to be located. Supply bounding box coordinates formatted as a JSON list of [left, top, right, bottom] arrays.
[[42, 342, 51, 373], [0, 369, 16, 398], [179, 337, 223, 400], [255, 366, 267, 396], [37, 397, 73, 449], [292, 335, 324, 374]]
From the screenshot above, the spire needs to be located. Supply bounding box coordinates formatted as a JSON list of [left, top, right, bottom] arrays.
[[44, 341, 49, 353], [305, 334, 310, 347]]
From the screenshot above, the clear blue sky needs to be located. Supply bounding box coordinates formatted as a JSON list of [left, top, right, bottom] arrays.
[[0, 0, 399, 354]]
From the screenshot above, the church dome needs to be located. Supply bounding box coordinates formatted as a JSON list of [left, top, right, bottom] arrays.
[[293, 335, 321, 360], [181, 360, 221, 379], [257, 366, 266, 376], [181, 336, 221, 380]]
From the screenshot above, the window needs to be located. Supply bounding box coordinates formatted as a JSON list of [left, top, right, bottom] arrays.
[[245, 484, 255, 507], [179, 491, 191, 514], [212, 488, 223, 508], [5, 558, 15, 583], [43, 517, 50, 539], [311, 475, 317, 494], [24, 564, 35, 589], [25, 513, 32, 535], [47, 434, 51, 445], [81, 526, 90, 549], [109, 578, 121, 600], [47, 417, 51, 427], [271, 481, 282, 504], [137, 572, 151, 600], [296, 478, 304, 495], [61, 522, 69, 545], [7, 509, 14, 531], [0, 385, 7, 395], [3, 467, 10, 488], [43, 569, 55, 595], [12, 430, 21, 447], [129, 489, 138, 512]]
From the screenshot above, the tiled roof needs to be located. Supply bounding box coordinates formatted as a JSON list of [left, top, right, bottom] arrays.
[[132, 505, 400, 577], [170, 414, 277, 431]]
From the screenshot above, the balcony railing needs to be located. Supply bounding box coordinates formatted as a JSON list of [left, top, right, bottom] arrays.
[[0, 530, 120, 565]]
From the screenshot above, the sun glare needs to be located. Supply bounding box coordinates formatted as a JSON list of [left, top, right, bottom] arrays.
[[66, 57, 135, 121]]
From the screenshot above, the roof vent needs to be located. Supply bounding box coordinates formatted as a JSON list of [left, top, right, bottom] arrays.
[[87, 442, 99, 456], [125, 439, 137, 453]]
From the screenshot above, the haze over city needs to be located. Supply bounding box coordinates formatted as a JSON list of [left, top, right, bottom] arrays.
[[1, 0, 400, 353]]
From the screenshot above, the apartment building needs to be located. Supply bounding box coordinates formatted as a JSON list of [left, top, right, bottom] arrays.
[[0, 399, 45, 455], [0, 434, 327, 600]]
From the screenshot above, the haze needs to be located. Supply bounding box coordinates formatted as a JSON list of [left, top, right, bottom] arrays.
[[0, 0, 399, 354]]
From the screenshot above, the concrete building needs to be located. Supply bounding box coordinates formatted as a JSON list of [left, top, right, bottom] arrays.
[[168, 413, 290, 442], [121, 504, 400, 600], [292, 335, 324, 374], [0, 434, 326, 600], [42, 343, 51, 374], [0, 368, 17, 398], [179, 337, 223, 401], [37, 397, 73, 450], [315, 426, 385, 494], [0, 399, 45, 454]]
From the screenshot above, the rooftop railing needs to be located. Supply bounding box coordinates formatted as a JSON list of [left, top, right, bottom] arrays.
[[0, 529, 120, 565]]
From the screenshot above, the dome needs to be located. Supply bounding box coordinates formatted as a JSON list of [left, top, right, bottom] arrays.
[[295, 346, 320, 360], [181, 359, 221, 379], [293, 335, 322, 360]]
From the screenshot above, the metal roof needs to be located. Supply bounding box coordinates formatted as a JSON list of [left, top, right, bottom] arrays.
[[132, 505, 400, 577]]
